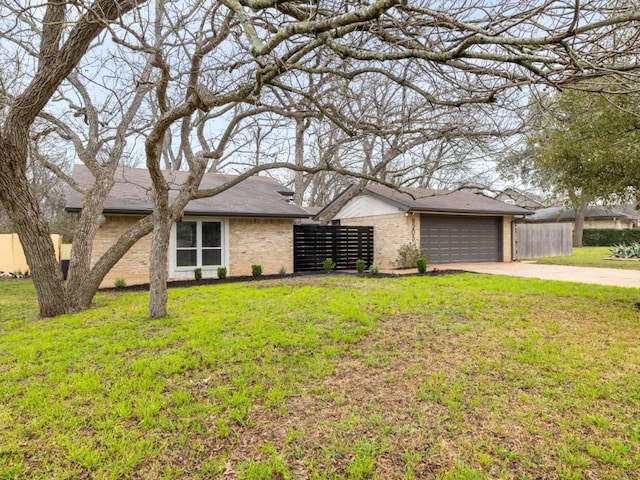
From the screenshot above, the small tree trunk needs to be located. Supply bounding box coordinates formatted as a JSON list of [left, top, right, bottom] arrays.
[[293, 118, 308, 206]]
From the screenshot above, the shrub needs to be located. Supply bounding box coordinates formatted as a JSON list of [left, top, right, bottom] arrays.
[[323, 258, 336, 273], [355, 259, 366, 273], [194, 268, 202, 281], [369, 263, 379, 275], [416, 256, 428, 274], [114, 277, 127, 289], [279, 266, 286, 276], [583, 228, 640, 246], [251, 264, 262, 277], [217, 267, 227, 279], [395, 242, 421, 268], [610, 243, 640, 259]]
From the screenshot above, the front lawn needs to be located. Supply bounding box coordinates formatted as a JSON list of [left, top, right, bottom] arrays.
[[1, 275, 639, 479], [534, 246, 640, 270]]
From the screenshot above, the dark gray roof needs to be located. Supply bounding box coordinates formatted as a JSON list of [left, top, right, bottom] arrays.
[[297, 206, 323, 224], [66, 165, 310, 218], [617, 204, 640, 218], [494, 187, 547, 209], [524, 205, 630, 223], [362, 183, 532, 216]]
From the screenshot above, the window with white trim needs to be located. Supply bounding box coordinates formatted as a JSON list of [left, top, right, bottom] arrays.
[[175, 220, 222, 268]]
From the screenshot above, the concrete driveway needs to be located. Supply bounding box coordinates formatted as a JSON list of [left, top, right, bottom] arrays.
[[433, 262, 640, 288]]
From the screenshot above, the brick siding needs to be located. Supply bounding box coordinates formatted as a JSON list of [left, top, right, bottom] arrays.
[[92, 215, 294, 287], [340, 213, 417, 269], [92, 215, 152, 288], [229, 218, 293, 275], [502, 215, 514, 262]]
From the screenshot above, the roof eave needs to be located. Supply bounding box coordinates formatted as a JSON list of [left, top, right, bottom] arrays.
[[363, 187, 411, 211], [65, 207, 310, 219], [408, 207, 533, 216]]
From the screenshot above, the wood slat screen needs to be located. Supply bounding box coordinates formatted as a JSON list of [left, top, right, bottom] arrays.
[[293, 225, 374, 272]]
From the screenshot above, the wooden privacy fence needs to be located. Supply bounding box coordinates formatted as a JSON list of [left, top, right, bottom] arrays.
[[512, 222, 573, 260], [0, 233, 62, 273], [293, 225, 374, 272]]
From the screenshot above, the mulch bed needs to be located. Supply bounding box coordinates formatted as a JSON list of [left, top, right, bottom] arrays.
[[101, 269, 467, 292]]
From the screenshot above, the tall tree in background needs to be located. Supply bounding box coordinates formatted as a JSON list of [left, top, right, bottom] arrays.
[[502, 85, 640, 245]]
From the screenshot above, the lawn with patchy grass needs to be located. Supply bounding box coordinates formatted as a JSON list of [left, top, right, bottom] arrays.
[[534, 246, 640, 270], [1, 274, 639, 479]]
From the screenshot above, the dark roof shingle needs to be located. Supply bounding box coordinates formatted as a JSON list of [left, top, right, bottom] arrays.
[[65, 165, 310, 218], [362, 183, 532, 216], [524, 206, 630, 223]]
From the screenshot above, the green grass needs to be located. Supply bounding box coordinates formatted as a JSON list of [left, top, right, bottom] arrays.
[[1, 275, 639, 479], [534, 246, 640, 270]]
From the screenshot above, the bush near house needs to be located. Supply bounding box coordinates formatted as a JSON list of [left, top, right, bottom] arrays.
[[251, 264, 262, 277], [395, 242, 422, 268], [583, 228, 640, 246], [416, 256, 428, 273]]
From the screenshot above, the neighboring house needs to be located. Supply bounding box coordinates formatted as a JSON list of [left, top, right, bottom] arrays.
[[524, 206, 634, 229], [65, 165, 310, 287], [318, 184, 531, 267], [494, 187, 547, 210], [615, 205, 640, 228]]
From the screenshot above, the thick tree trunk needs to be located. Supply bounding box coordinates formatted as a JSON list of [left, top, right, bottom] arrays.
[[75, 215, 156, 311], [573, 202, 587, 247], [0, 138, 68, 317], [148, 212, 171, 319], [147, 138, 173, 318], [65, 174, 114, 310]]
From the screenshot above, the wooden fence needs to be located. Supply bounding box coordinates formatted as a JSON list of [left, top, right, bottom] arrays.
[[0, 233, 62, 273], [293, 225, 374, 272], [512, 222, 573, 260]]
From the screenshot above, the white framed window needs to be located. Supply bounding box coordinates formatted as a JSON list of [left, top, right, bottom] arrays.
[[171, 218, 228, 278]]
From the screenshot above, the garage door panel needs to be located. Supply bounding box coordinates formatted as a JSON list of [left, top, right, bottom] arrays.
[[420, 215, 501, 263]]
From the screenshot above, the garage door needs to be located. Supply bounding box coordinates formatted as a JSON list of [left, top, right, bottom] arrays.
[[420, 214, 502, 263]]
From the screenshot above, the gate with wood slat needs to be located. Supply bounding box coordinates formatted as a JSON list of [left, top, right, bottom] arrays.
[[293, 225, 374, 272]]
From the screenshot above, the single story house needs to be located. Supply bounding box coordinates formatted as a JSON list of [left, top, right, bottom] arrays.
[[493, 187, 547, 210], [318, 184, 531, 267], [523, 206, 634, 229], [66, 165, 310, 287]]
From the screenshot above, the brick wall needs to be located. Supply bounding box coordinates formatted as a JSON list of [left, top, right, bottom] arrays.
[[229, 218, 294, 275], [92, 215, 295, 287], [92, 215, 151, 288], [502, 215, 514, 262], [340, 213, 416, 269]]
